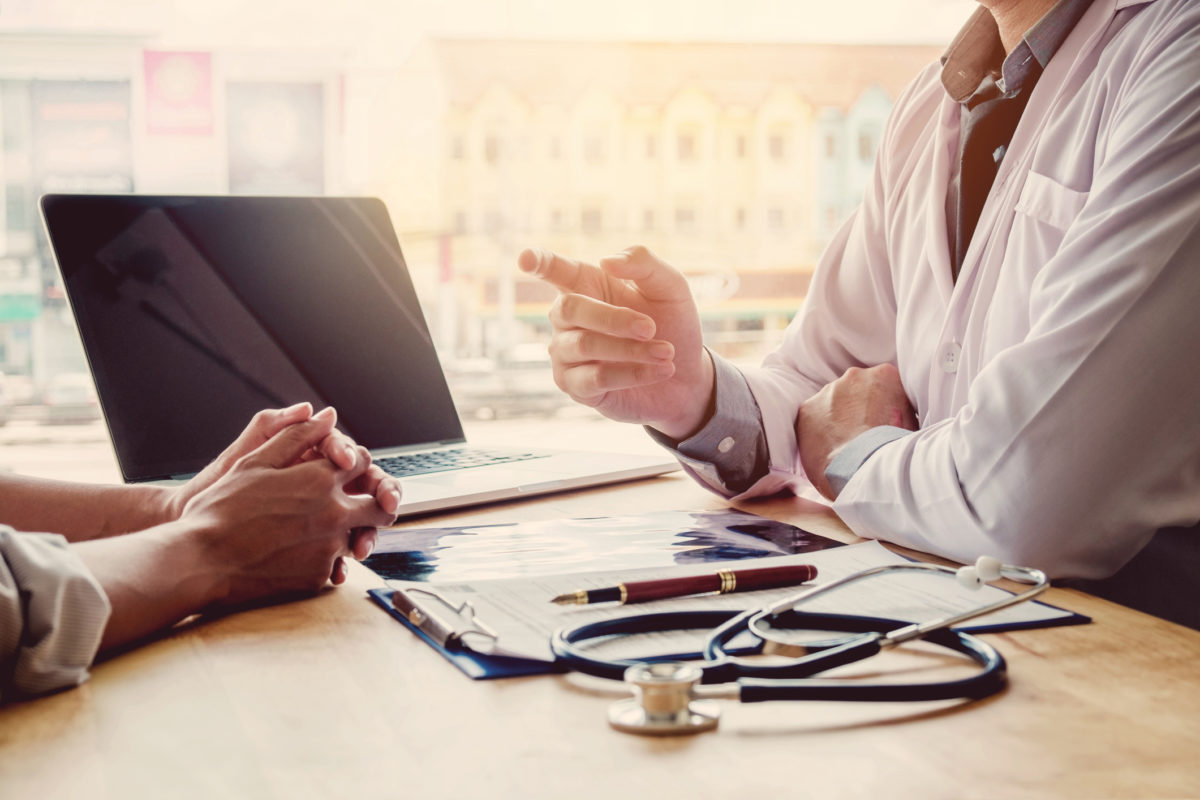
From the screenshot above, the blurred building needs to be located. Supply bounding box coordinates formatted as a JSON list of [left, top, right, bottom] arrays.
[[0, 30, 347, 387], [0, 29, 940, 389], [384, 39, 940, 363]]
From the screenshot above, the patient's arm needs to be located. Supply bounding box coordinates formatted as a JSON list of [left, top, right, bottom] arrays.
[[0, 473, 175, 543]]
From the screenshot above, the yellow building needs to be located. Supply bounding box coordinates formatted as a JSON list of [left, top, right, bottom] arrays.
[[379, 39, 940, 362]]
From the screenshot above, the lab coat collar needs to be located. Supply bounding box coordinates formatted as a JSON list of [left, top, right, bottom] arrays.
[[939, 0, 1158, 102]]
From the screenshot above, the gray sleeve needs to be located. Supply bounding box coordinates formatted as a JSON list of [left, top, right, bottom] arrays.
[[825, 425, 912, 498], [645, 350, 769, 496], [0, 526, 111, 702]]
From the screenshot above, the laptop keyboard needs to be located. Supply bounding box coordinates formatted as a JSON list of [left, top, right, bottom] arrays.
[[375, 447, 548, 478]]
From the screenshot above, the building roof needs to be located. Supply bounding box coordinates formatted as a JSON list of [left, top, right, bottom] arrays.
[[430, 38, 943, 111]]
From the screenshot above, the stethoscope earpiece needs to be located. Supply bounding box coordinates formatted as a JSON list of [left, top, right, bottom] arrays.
[[956, 556, 1005, 590]]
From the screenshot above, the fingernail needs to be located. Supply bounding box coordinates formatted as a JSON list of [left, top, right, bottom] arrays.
[[342, 443, 357, 465], [314, 406, 336, 421], [654, 363, 674, 378], [649, 342, 673, 360], [388, 488, 402, 512], [522, 246, 549, 277], [283, 401, 310, 414], [632, 319, 655, 340]]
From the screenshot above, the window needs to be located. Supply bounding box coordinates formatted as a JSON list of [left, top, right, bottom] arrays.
[[0, 4, 941, 479], [5, 184, 31, 231], [584, 135, 606, 164], [677, 132, 696, 161], [858, 130, 877, 161], [484, 135, 501, 165], [581, 207, 603, 235], [769, 134, 785, 161], [675, 206, 696, 232]]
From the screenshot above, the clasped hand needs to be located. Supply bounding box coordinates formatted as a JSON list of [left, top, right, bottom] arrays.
[[171, 403, 401, 606]]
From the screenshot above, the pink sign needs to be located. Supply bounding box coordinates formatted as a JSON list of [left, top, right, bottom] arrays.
[[144, 50, 213, 135]]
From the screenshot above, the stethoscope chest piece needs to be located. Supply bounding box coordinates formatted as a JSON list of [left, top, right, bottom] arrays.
[[607, 662, 720, 736]]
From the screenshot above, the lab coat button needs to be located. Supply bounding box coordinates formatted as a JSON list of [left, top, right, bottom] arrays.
[[940, 342, 961, 374], [717, 436, 736, 454]]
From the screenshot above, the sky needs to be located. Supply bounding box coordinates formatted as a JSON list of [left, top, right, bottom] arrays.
[[1, 0, 972, 62]]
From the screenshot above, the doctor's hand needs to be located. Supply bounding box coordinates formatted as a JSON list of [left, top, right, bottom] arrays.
[[797, 364, 918, 500], [177, 411, 401, 607], [517, 245, 714, 440]]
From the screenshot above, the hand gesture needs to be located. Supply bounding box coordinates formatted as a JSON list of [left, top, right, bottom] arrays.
[[517, 245, 714, 440]]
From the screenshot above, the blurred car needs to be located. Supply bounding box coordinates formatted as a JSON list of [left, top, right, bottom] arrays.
[[445, 345, 569, 421], [40, 372, 102, 425]]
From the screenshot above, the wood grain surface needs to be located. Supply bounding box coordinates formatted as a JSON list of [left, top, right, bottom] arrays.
[[2, 472, 1198, 800]]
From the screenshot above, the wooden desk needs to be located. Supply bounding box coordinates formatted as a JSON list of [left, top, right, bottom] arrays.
[[2, 472, 1199, 799]]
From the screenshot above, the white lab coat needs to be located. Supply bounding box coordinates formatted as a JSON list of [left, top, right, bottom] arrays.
[[737, 0, 1200, 578]]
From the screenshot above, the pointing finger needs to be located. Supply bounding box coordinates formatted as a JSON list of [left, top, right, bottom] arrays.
[[517, 247, 604, 296]]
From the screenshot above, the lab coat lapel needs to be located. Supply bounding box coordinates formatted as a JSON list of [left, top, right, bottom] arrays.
[[950, 0, 1135, 294], [923, 96, 960, 308]]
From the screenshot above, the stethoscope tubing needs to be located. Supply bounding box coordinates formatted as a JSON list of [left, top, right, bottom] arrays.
[[550, 557, 1045, 705], [550, 609, 1007, 701]]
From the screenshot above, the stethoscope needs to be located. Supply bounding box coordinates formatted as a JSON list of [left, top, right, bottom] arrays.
[[549, 556, 1049, 735]]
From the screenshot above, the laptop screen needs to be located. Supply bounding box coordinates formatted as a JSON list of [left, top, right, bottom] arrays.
[[41, 194, 465, 481]]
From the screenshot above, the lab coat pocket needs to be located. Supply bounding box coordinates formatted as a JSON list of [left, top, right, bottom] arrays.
[[1005, 170, 1091, 284], [1013, 170, 1090, 232], [990, 171, 1091, 346]]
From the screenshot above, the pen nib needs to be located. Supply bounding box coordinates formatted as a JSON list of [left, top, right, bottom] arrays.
[[550, 591, 587, 605]]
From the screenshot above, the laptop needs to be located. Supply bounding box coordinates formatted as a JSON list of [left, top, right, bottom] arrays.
[[39, 194, 678, 516]]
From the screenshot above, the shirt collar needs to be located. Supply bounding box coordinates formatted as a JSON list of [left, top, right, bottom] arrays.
[[940, 0, 1093, 102]]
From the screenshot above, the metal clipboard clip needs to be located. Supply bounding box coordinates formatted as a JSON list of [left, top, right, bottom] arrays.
[[389, 586, 500, 654]]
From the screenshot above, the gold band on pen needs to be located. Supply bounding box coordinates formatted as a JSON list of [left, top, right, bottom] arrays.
[[618, 584, 628, 604], [717, 570, 736, 594], [573, 590, 588, 605]]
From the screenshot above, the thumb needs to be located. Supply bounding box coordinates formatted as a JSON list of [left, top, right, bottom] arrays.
[[598, 245, 691, 303], [248, 406, 339, 469]]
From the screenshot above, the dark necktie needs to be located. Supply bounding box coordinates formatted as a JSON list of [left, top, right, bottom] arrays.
[[954, 61, 1043, 277]]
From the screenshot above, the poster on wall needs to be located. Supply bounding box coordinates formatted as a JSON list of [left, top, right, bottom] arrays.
[[226, 82, 324, 195], [144, 51, 213, 135], [30, 80, 133, 195]]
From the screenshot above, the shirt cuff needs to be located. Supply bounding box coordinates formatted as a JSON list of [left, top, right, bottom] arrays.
[[826, 425, 912, 498], [0, 527, 111, 701], [645, 350, 768, 495]]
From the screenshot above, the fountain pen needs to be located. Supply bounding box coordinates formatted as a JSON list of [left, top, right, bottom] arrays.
[[550, 563, 818, 605]]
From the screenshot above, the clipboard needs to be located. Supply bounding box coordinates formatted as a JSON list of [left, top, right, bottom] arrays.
[[367, 588, 557, 679]]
